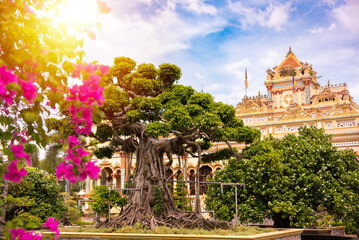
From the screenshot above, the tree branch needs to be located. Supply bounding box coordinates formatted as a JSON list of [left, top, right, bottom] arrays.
[[225, 141, 243, 160]]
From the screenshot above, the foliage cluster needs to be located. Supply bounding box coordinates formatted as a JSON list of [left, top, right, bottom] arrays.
[[89, 185, 127, 217], [173, 175, 192, 211], [5, 167, 66, 226], [60, 193, 82, 225], [94, 147, 114, 159], [206, 126, 359, 232], [153, 185, 164, 216]]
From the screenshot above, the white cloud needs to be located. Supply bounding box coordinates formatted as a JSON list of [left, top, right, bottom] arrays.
[[169, 0, 217, 15], [228, 1, 293, 31], [259, 51, 281, 67], [308, 27, 324, 34], [196, 73, 206, 79], [83, 0, 226, 64], [332, 0, 359, 33], [225, 59, 250, 80]]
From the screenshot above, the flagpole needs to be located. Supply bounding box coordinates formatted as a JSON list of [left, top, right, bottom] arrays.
[[292, 73, 296, 103], [245, 68, 248, 97]]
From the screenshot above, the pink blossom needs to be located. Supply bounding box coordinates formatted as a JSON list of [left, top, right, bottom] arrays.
[[11, 144, 31, 165], [84, 63, 99, 74], [8, 228, 43, 240], [64, 164, 78, 183], [84, 161, 100, 179], [42, 217, 60, 238], [4, 160, 28, 183], [56, 162, 78, 183], [20, 80, 37, 103], [0, 66, 18, 84], [55, 162, 67, 179], [100, 65, 110, 75], [0, 66, 19, 105], [71, 63, 84, 78], [68, 135, 80, 148]]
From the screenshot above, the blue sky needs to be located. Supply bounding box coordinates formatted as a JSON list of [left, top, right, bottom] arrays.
[[83, 0, 359, 106]]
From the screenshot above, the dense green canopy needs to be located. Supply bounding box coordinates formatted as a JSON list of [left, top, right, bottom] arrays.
[[5, 167, 66, 227], [95, 57, 260, 229], [206, 126, 359, 232]]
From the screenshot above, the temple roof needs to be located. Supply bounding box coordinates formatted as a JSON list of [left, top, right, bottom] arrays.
[[274, 47, 303, 71]]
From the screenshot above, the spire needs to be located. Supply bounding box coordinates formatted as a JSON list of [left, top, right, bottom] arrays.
[[286, 46, 294, 57], [327, 79, 330, 87]]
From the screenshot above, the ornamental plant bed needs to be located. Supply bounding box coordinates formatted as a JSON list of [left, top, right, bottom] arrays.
[[58, 224, 275, 236]]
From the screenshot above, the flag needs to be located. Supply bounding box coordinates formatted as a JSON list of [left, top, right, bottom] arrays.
[[245, 68, 248, 89], [292, 73, 296, 93]]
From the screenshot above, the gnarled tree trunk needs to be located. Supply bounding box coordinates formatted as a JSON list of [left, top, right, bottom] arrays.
[[98, 136, 228, 230]]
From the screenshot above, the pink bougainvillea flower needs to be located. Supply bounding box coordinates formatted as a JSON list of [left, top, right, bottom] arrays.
[[84, 63, 99, 74], [8, 228, 26, 240], [0, 65, 18, 84], [0, 65, 19, 105], [11, 144, 31, 165], [20, 80, 37, 103], [64, 164, 78, 183], [71, 63, 84, 78], [8, 228, 43, 240], [42, 217, 60, 237], [68, 135, 80, 148], [76, 147, 89, 158], [4, 160, 28, 183], [56, 162, 78, 183], [84, 161, 101, 179], [2, 90, 16, 105], [97, 0, 111, 13], [56, 161, 67, 179], [100, 65, 110, 75]]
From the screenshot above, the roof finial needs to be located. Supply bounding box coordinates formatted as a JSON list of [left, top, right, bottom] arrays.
[[286, 46, 293, 57]]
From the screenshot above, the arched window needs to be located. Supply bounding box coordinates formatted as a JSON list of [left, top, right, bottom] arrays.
[[116, 170, 121, 189], [101, 167, 113, 187], [199, 166, 212, 195]]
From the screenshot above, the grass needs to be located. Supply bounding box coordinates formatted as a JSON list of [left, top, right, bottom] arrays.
[[58, 224, 275, 236]]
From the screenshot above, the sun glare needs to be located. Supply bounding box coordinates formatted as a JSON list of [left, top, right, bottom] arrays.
[[46, 0, 109, 38], [57, 0, 99, 25]]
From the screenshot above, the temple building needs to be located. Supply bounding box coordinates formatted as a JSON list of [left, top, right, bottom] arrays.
[[235, 47, 359, 154]]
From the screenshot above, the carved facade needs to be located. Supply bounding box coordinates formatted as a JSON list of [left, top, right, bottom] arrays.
[[235, 48, 359, 155]]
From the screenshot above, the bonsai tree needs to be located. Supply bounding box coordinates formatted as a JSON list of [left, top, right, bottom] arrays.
[[89, 185, 127, 219], [173, 175, 192, 212], [206, 126, 359, 232], [92, 57, 260, 229]]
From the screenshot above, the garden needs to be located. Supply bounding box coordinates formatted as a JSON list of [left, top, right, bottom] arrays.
[[1, 1, 359, 240]]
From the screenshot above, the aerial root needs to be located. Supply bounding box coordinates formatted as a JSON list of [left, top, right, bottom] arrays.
[[97, 209, 229, 230]]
